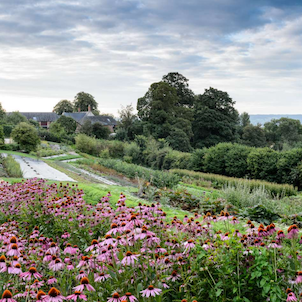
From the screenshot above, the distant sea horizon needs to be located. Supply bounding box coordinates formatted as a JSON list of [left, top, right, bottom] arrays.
[[250, 115, 302, 125]]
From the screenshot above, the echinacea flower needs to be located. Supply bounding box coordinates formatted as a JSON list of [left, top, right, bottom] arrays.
[[141, 285, 162, 298], [36, 290, 46, 302], [42, 287, 65, 302], [66, 291, 87, 301], [121, 251, 140, 266], [296, 271, 302, 284], [73, 277, 95, 292], [107, 292, 122, 302], [287, 292, 297, 301], [120, 293, 137, 302], [0, 289, 17, 302], [19, 267, 42, 280], [288, 225, 299, 239]]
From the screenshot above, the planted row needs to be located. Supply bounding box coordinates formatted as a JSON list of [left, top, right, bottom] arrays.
[[171, 169, 297, 197]]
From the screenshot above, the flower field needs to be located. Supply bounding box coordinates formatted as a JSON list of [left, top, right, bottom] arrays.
[[0, 179, 300, 301]]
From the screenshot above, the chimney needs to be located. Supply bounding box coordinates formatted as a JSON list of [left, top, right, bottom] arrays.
[[88, 105, 91, 112], [78, 107, 81, 112]]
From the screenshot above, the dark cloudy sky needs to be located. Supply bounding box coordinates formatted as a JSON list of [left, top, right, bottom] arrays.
[[0, 0, 302, 115]]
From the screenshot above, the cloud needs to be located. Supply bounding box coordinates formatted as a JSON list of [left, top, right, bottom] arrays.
[[0, 0, 302, 114]]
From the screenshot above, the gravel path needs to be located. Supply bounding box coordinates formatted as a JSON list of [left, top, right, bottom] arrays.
[[42, 154, 67, 159], [3, 154, 75, 182]]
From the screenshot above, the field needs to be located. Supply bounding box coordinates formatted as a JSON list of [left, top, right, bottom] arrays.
[[1, 147, 302, 301]]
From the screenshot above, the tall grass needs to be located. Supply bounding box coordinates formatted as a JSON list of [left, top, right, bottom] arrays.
[[77, 158, 180, 188], [171, 169, 297, 197], [2, 155, 23, 178]]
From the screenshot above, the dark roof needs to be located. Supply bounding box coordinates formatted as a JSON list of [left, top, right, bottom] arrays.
[[62, 112, 88, 123], [83, 115, 117, 126], [8, 112, 59, 122]]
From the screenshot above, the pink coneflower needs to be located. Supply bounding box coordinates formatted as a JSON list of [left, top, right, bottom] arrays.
[[85, 239, 99, 252], [47, 277, 58, 285], [286, 292, 297, 301], [121, 251, 140, 266], [66, 291, 87, 301], [120, 293, 137, 302], [140, 285, 162, 298], [43, 287, 65, 302], [0, 289, 17, 302], [267, 240, 282, 249], [94, 272, 111, 282], [49, 258, 65, 271], [36, 290, 46, 302], [8, 263, 22, 274], [30, 279, 44, 289], [64, 244, 78, 255], [73, 277, 95, 292], [76, 271, 87, 280], [167, 270, 181, 282], [184, 239, 195, 252], [6, 243, 21, 257], [288, 225, 299, 239], [296, 271, 302, 283], [19, 267, 42, 280], [107, 292, 122, 302], [277, 230, 285, 240]]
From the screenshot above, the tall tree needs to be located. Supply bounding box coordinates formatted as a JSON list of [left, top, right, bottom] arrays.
[[73, 92, 98, 113], [0, 102, 5, 120], [241, 124, 267, 147], [53, 100, 73, 115], [6, 112, 28, 125], [117, 104, 140, 140], [137, 82, 177, 139], [264, 117, 302, 149], [55, 116, 77, 134], [162, 72, 195, 107], [193, 87, 239, 148]]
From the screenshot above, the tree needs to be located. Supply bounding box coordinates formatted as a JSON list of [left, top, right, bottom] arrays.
[[56, 116, 77, 134], [166, 128, 192, 152], [239, 112, 251, 128], [6, 112, 28, 125], [241, 124, 267, 147], [264, 118, 302, 149], [80, 120, 93, 136], [0, 125, 4, 145], [0, 103, 5, 120], [117, 104, 139, 140], [53, 100, 73, 115], [73, 92, 98, 112], [162, 72, 195, 107], [11, 122, 40, 152], [137, 82, 178, 139], [92, 123, 110, 139], [49, 122, 66, 139], [193, 87, 239, 148]]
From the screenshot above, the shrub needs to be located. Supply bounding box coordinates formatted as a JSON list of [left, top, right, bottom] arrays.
[[190, 148, 206, 171], [11, 122, 40, 153], [75, 134, 102, 156], [2, 124, 14, 138], [124, 142, 142, 164], [2, 155, 23, 177], [247, 148, 280, 183]]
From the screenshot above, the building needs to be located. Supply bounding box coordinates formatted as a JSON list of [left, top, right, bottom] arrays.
[[8, 109, 117, 132], [7, 112, 59, 129]]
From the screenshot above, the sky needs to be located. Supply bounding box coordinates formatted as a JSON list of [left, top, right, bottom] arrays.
[[0, 0, 302, 116]]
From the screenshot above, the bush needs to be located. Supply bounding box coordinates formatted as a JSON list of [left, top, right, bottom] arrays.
[[171, 169, 297, 197], [2, 155, 23, 177], [247, 148, 280, 183], [124, 142, 142, 164], [11, 122, 40, 153], [190, 148, 206, 171], [0, 143, 19, 151], [203, 143, 253, 177], [75, 134, 103, 156], [2, 124, 14, 138]]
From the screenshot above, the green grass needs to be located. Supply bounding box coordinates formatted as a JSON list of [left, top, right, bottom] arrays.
[[48, 155, 82, 161], [0, 150, 38, 159]]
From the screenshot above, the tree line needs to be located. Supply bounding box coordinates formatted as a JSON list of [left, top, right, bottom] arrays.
[[115, 72, 302, 152]]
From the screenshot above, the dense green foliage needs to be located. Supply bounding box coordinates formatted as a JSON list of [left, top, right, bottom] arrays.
[[53, 99, 74, 115], [11, 122, 40, 152], [193, 87, 239, 148], [73, 91, 98, 113]]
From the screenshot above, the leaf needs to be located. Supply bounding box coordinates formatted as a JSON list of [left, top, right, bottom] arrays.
[[215, 288, 223, 297]]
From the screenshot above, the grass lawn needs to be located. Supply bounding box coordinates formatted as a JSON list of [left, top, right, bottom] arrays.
[[0, 150, 38, 159]]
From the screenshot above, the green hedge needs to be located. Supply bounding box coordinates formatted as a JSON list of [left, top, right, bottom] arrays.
[[171, 169, 297, 197]]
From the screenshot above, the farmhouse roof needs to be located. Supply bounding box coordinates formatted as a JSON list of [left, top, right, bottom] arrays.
[[62, 112, 88, 123], [82, 115, 118, 126], [7, 112, 59, 122]]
